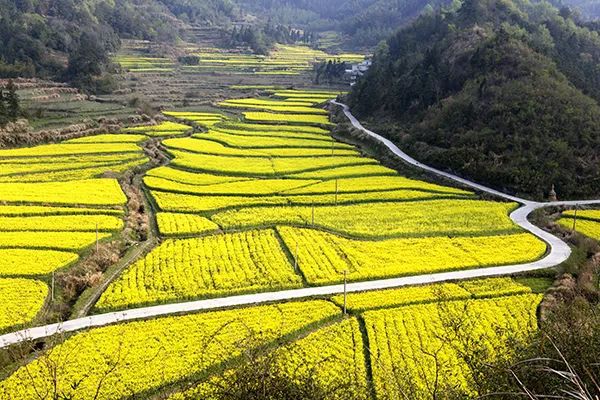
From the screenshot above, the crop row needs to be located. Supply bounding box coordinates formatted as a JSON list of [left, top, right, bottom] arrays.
[[277, 226, 546, 284], [95, 229, 303, 311], [163, 137, 359, 157], [0, 301, 339, 399]]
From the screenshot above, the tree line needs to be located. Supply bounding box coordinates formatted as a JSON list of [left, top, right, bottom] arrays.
[[0, 81, 20, 127]]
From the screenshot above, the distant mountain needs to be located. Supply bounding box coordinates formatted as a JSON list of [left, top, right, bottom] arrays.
[[235, 0, 454, 47], [561, 0, 600, 19], [349, 0, 600, 199]]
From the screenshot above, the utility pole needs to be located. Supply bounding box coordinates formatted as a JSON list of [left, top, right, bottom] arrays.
[[572, 207, 578, 231], [294, 242, 299, 272], [335, 179, 339, 206], [51, 272, 55, 302], [343, 270, 348, 315], [96, 222, 99, 253]]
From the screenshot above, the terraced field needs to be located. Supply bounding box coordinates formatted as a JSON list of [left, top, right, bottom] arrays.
[[0, 135, 146, 331], [558, 208, 600, 240], [90, 89, 548, 311], [0, 67, 560, 399], [0, 278, 549, 399]]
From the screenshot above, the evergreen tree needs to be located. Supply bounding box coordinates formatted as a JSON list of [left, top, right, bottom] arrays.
[[5, 80, 19, 121], [0, 89, 7, 126]]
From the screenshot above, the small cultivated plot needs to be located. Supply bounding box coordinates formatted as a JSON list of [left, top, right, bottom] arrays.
[[219, 98, 316, 107], [217, 122, 329, 135], [562, 209, 600, 222], [0, 142, 140, 158], [277, 226, 546, 284], [0, 231, 112, 251], [171, 317, 368, 400], [144, 176, 318, 196], [332, 283, 472, 312], [0, 159, 148, 183], [150, 188, 469, 214], [286, 164, 400, 179], [330, 277, 548, 312], [156, 213, 219, 236], [197, 131, 353, 150], [0, 249, 78, 276], [0, 301, 339, 399], [124, 121, 193, 137], [283, 175, 472, 196], [558, 218, 600, 240], [64, 134, 147, 144], [0, 278, 48, 332], [146, 166, 251, 186], [0, 214, 123, 232], [211, 199, 521, 238], [96, 229, 303, 311], [170, 151, 377, 176], [163, 111, 227, 127], [163, 137, 359, 157], [219, 102, 328, 115], [243, 112, 333, 127], [0, 205, 123, 217], [365, 294, 542, 399], [0, 179, 127, 206]]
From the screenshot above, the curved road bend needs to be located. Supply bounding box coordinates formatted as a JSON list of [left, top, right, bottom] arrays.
[[1, 104, 600, 349]]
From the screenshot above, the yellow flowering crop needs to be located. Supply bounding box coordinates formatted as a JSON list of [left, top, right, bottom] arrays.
[[0, 301, 339, 399], [0, 249, 78, 276], [219, 98, 315, 107], [0, 142, 140, 158], [212, 199, 522, 238], [218, 122, 329, 135], [145, 176, 318, 196], [332, 283, 472, 312], [562, 209, 600, 222], [220, 102, 329, 115], [125, 121, 193, 136], [197, 131, 353, 149], [151, 189, 470, 213], [172, 317, 368, 400], [164, 137, 358, 157], [0, 205, 123, 216], [0, 214, 123, 232], [0, 278, 48, 332], [285, 175, 472, 196], [65, 134, 147, 143], [147, 166, 251, 186], [285, 164, 399, 179], [277, 227, 546, 284], [243, 112, 333, 126], [170, 151, 377, 176], [364, 295, 542, 399], [559, 218, 600, 240], [96, 229, 303, 311], [157, 213, 219, 236], [0, 231, 111, 251], [0, 179, 127, 205]]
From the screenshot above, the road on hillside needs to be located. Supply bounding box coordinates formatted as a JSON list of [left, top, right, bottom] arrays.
[[1, 102, 599, 349]]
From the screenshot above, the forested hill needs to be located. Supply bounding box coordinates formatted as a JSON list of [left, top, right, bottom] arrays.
[[236, 0, 456, 46], [0, 0, 236, 91], [349, 0, 600, 200], [561, 0, 600, 19]]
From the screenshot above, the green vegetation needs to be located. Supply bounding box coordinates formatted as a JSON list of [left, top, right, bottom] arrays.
[[350, 0, 600, 199]]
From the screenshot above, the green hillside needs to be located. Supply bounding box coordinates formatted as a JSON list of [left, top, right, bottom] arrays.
[[349, 0, 600, 199]]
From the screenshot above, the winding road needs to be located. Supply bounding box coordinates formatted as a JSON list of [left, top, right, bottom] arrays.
[[1, 102, 599, 349]]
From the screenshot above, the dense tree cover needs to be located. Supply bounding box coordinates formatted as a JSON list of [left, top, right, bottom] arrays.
[[236, 0, 456, 47], [230, 24, 316, 54], [349, 0, 600, 199], [0, 81, 20, 127], [561, 0, 600, 19]]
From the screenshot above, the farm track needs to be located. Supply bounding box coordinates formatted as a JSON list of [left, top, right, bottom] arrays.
[[1, 102, 600, 348]]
